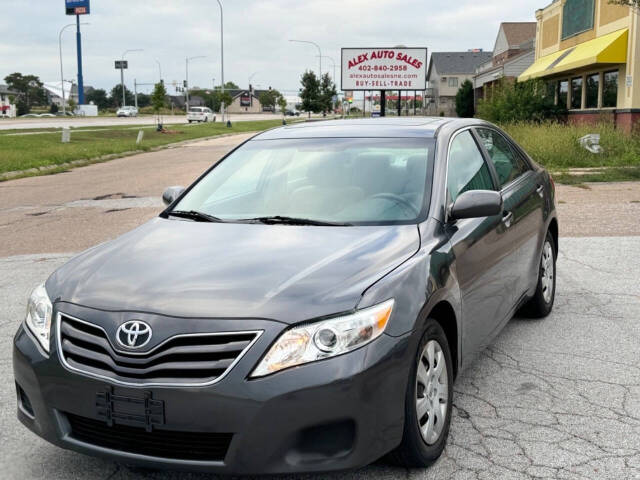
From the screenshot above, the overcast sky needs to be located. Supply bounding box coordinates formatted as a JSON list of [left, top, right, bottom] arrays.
[[0, 0, 544, 96]]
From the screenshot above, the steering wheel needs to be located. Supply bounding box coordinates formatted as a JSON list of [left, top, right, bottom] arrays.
[[370, 193, 420, 216]]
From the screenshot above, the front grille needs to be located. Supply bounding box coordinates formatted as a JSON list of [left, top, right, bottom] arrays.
[[58, 314, 259, 386], [66, 412, 232, 461]]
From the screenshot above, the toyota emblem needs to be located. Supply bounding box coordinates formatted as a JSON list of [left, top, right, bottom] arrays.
[[116, 320, 152, 349]]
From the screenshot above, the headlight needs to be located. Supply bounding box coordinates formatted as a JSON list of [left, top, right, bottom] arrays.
[[251, 299, 394, 377], [25, 284, 53, 353]]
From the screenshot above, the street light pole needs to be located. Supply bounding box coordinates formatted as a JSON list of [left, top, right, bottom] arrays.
[[155, 59, 162, 83], [215, 0, 225, 122], [290, 39, 322, 78], [59, 22, 88, 115], [121, 49, 143, 107], [317, 55, 337, 86], [186, 55, 207, 111]]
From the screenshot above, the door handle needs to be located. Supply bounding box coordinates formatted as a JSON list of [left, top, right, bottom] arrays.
[[536, 184, 544, 197], [502, 211, 514, 228]]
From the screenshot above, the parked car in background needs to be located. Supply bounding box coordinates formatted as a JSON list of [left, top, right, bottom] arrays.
[[13, 118, 557, 475], [116, 106, 138, 118], [187, 107, 215, 123], [285, 109, 300, 116]]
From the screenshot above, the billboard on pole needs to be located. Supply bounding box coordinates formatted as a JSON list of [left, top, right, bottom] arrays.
[[341, 48, 427, 91], [66, 0, 90, 15]]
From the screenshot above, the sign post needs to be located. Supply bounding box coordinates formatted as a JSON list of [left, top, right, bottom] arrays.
[[341, 47, 427, 117], [65, 1, 90, 105], [115, 61, 128, 107]]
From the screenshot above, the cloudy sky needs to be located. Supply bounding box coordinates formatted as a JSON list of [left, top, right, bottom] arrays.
[[0, 0, 544, 96]]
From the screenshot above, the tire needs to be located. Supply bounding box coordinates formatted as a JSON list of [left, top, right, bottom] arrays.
[[521, 230, 556, 318], [390, 318, 453, 468]]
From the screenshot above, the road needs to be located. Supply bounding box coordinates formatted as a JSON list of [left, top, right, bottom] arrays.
[[1, 134, 639, 479], [0, 113, 288, 131]]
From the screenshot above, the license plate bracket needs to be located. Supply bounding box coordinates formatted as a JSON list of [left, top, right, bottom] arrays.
[[96, 387, 165, 432]]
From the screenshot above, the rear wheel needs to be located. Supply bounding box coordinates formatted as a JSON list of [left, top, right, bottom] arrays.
[[522, 231, 556, 318], [390, 319, 453, 467]]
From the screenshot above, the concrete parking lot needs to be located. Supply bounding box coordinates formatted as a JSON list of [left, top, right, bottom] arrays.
[[1, 134, 639, 479]]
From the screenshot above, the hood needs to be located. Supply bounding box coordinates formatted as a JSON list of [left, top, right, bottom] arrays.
[[47, 218, 420, 323]]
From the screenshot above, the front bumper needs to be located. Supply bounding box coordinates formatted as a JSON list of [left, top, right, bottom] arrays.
[[13, 311, 414, 475]]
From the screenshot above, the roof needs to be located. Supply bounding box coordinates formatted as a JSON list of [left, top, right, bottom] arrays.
[[0, 84, 19, 95], [500, 22, 537, 49], [428, 51, 493, 78], [253, 117, 459, 140]]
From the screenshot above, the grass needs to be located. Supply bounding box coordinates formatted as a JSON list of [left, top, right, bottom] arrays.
[[502, 121, 640, 170], [0, 120, 285, 179]]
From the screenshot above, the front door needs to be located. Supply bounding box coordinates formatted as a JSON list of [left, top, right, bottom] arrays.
[[444, 129, 520, 358]]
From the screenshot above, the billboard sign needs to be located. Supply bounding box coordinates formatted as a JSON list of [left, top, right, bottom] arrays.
[[341, 48, 427, 91], [240, 92, 251, 107], [66, 0, 90, 15], [115, 60, 128, 69]]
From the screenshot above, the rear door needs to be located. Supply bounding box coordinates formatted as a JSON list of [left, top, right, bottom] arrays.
[[444, 129, 519, 357], [475, 127, 546, 303]]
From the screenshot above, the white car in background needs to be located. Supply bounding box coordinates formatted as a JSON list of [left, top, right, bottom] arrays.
[[116, 106, 138, 117], [187, 107, 215, 123]]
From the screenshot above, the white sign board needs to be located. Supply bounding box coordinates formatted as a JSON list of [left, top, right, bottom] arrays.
[[341, 48, 427, 91]]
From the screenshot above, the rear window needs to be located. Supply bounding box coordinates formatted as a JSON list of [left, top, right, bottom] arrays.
[[189, 108, 204, 113]]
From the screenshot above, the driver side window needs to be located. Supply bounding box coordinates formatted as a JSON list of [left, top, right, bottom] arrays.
[[447, 130, 494, 204]]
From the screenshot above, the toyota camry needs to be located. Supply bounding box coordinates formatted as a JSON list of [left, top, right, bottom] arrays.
[[13, 118, 558, 475]]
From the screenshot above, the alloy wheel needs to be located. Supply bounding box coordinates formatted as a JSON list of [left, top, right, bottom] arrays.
[[541, 240, 554, 304], [416, 340, 449, 445]]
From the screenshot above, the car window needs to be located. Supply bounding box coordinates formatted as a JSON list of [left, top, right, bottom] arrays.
[[447, 130, 494, 204], [173, 138, 434, 224], [475, 128, 529, 188]]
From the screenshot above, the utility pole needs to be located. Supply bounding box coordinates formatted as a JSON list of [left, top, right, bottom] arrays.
[[120, 49, 143, 107], [214, 0, 226, 123], [134, 79, 138, 109]]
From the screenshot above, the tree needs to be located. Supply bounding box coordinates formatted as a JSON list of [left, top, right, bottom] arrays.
[[137, 93, 151, 108], [50, 103, 59, 114], [68, 97, 77, 113], [4, 73, 47, 112], [609, 0, 639, 7], [109, 84, 134, 107], [318, 73, 337, 113], [193, 89, 233, 112], [151, 82, 167, 112], [258, 89, 282, 109], [476, 79, 566, 123], [455, 80, 475, 118], [223, 81, 239, 89], [278, 95, 288, 117], [299, 70, 321, 114], [85, 88, 109, 110]]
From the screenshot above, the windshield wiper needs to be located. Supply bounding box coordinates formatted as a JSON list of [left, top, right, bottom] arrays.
[[240, 216, 353, 226], [168, 210, 226, 223]]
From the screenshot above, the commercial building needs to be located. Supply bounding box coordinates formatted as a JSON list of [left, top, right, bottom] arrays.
[[519, 0, 639, 131], [475, 23, 537, 102], [427, 51, 493, 116]]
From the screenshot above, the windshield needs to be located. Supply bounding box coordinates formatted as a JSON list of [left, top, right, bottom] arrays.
[[172, 137, 434, 225]]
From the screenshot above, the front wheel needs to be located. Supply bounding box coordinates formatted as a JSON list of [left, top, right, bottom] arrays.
[[390, 319, 453, 467], [521, 231, 556, 318]]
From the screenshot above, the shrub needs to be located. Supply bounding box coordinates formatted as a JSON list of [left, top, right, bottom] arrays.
[[455, 80, 474, 117], [477, 79, 566, 123]]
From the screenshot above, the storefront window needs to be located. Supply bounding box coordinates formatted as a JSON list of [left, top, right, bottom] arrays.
[[603, 70, 618, 108], [546, 81, 557, 100], [585, 73, 599, 109], [558, 80, 568, 108], [571, 77, 583, 109]]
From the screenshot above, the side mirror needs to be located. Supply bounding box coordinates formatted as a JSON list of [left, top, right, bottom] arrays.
[[162, 186, 185, 206], [449, 190, 503, 221]]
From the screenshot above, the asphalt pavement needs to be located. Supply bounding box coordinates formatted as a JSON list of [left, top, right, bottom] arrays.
[[1, 134, 639, 479]]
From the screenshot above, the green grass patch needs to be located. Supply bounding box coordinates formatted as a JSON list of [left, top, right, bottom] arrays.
[[0, 120, 284, 177], [502, 122, 640, 170], [553, 166, 640, 185]]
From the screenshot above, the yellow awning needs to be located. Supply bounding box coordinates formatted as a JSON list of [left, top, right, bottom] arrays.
[[519, 28, 628, 82]]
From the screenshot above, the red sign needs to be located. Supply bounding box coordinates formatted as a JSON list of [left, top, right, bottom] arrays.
[[75, 6, 87, 14]]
